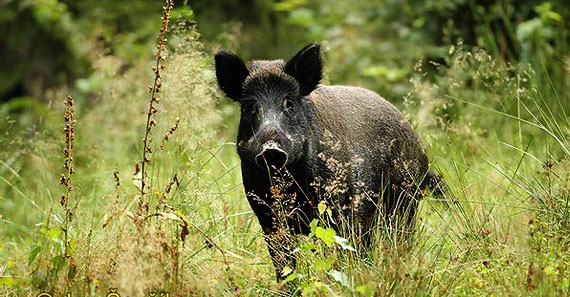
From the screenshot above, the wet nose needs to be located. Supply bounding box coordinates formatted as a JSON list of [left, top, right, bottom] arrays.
[[255, 141, 288, 169]]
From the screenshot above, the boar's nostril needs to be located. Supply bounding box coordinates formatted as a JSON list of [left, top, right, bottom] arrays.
[[256, 149, 288, 169], [255, 142, 288, 169]]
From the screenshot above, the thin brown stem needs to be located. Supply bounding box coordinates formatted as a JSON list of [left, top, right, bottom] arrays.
[[140, 0, 174, 198], [61, 95, 76, 258]]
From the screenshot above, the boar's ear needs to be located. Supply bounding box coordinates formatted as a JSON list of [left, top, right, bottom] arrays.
[[215, 51, 249, 101], [285, 43, 322, 96]]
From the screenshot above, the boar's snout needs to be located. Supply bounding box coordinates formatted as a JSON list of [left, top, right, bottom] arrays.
[[255, 141, 289, 169]]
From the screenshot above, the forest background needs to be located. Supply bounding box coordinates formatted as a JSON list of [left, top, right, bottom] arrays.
[[1, 0, 569, 296]]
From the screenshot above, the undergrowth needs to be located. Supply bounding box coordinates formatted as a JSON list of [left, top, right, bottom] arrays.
[[1, 2, 569, 297]]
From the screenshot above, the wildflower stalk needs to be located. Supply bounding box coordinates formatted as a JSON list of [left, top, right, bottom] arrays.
[[60, 95, 76, 258], [140, 0, 174, 198]]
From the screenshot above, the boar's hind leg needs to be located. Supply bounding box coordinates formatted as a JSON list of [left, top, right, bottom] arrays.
[[381, 184, 420, 239]]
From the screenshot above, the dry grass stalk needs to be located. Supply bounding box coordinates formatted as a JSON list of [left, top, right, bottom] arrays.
[[140, 0, 174, 197], [136, 0, 175, 225], [60, 95, 76, 258]]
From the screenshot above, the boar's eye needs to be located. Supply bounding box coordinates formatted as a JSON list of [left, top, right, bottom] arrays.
[[241, 101, 258, 117], [283, 96, 294, 111]]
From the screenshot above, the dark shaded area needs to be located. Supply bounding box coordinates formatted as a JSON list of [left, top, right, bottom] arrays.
[[192, 0, 569, 108], [0, 3, 89, 103], [1, 0, 569, 118], [0, 0, 165, 104]]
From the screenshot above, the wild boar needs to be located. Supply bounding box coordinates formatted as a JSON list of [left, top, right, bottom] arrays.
[[214, 44, 445, 281]]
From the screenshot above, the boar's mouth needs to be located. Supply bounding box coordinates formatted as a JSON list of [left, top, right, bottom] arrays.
[[255, 141, 289, 169]]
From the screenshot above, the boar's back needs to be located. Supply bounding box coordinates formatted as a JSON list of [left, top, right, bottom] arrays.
[[308, 85, 429, 188]]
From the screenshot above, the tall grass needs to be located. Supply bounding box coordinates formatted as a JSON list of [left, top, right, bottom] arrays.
[[1, 3, 569, 297], [0, 2, 244, 295]]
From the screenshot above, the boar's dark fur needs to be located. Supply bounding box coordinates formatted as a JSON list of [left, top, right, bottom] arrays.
[[215, 44, 445, 281]]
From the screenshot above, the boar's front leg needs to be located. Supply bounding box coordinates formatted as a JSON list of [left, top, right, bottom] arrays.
[[263, 221, 297, 282], [246, 193, 297, 281], [242, 169, 297, 282], [242, 163, 296, 282]]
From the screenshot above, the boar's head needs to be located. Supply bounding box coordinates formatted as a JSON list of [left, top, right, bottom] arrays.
[[215, 44, 322, 170]]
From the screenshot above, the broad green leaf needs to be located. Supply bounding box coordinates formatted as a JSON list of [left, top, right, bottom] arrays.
[[0, 277, 21, 286], [50, 255, 66, 270], [281, 265, 293, 278], [333, 235, 357, 251], [317, 200, 327, 215], [40, 227, 62, 241], [314, 255, 334, 271], [328, 270, 351, 288], [297, 243, 318, 252], [67, 238, 76, 256], [284, 272, 303, 283], [356, 285, 375, 297], [315, 226, 336, 246], [309, 219, 319, 237], [28, 246, 42, 266]]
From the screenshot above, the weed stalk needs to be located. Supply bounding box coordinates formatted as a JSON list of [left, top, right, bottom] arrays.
[[141, 0, 174, 197], [137, 0, 174, 224], [60, 95, 76, 258]]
